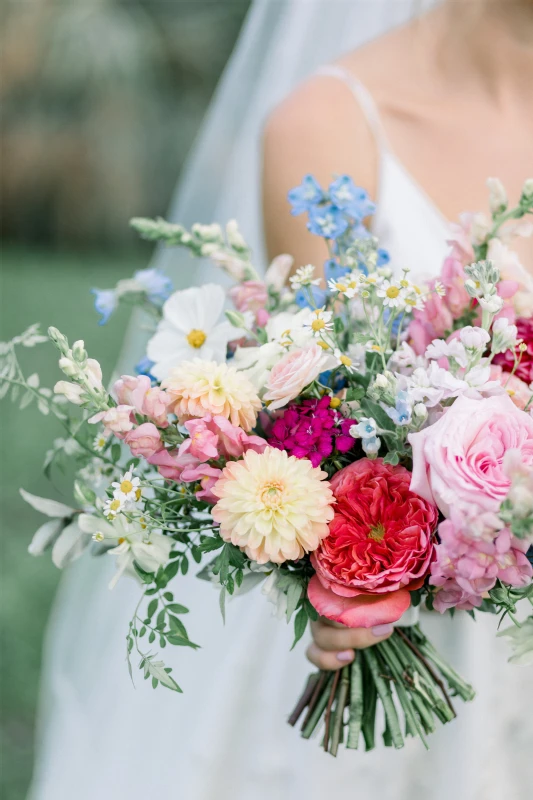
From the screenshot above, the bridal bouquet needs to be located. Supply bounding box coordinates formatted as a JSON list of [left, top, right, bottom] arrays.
[[3, 174, 533, 755]]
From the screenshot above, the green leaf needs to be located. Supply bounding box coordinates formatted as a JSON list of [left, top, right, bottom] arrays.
[[134, 562, 155, 584], [148, 631, 156, 644], [146, 598, 158, 619], [111, 443, 121, 463], [166, 603, 189, 615], [219, 587, 226, 623], [200, 534, 224, 553], [345, 386, 365, 402], [164, 559, 180, 582], [163, 592, 174, 602], [180, 556, 189, 575], [168, 615, 188, 638], [333, 317, 345, 334], [383, 451, 400, 466], [143, 656, 182, 693], [156, 609, 166, 630], [167, 634, 199, 649], [285, 580, 303, 623], [291, 606, 309, 650]]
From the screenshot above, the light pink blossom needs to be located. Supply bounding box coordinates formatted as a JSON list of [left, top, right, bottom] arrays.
[[147, 448, 198, 481], [113, 375, 171, 428], [229, 281, 268, 314], [124, 423, 162, 458], [409, 394, 533, 518], [89, 405, 135, 438], [263, 344, 329, 411], [180, 464, 222, 503]]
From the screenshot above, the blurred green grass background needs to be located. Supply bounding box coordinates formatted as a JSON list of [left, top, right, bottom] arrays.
[[0, 247, 143, 799]]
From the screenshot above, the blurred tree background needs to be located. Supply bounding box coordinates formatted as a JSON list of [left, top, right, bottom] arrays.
[[0, 2, 250, 797]]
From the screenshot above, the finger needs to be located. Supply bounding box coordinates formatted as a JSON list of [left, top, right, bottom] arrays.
[[311, 619, 394, 652], [306, 642, 355, 671]]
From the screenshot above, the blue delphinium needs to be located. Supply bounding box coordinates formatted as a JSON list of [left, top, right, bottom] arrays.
[[91, 289, 117, 325], [133, 268, 173, 304], [135, 355, 157, 382], [377, 248, 390, 267], [324, 258, 351, 285], [288, 175, 324, 215], [295, 285, 327, 309], [307, 204, 349, 239], [328, 176, 376, 221]]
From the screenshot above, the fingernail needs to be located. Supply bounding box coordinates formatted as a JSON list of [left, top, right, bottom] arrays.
[[336, 650, 354, 663], [372, 624, 394, 637]]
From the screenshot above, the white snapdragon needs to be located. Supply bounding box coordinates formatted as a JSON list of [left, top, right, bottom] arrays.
[[54, 381, 85, 405], [487, 177, 508, 215], [478, 295, 504, 315], [460, 326, 491, 352]]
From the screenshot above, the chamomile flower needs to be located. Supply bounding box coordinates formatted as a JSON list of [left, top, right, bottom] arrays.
[[112, 470, 141, 503], [93, 432, 108, 452], [305, 308, 334, 336], [434, 281, 446, 297], [290, 264, 321, 291], [377, 280, 406, 309], [333, 348, 355, 372], [103, 496, 125, 519]]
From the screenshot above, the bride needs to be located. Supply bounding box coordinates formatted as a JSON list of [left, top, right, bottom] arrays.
[[29, 1, 533, 799]]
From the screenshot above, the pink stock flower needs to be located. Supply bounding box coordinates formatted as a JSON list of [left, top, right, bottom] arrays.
[[124, 423, 162, 458], [180, 464, 222, 503], [89, 405, 135, 438], [409, 394, 533, 519], [113, 375, 171, 428], [308, 459, 438, 628], [430, 517, 532, 613], [489, 365, 531, 410], [263, 344, 329, 411]]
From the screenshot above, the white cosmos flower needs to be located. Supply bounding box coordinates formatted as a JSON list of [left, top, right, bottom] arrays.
[[146, 283, 238, 380], [78, 514, 172, 589]]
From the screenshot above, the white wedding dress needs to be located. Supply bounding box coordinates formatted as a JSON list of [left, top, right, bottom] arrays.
[[28, 59, 533, 800]]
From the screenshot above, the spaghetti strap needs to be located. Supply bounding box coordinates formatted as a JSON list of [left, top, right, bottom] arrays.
[[315, 64, 392, 154]]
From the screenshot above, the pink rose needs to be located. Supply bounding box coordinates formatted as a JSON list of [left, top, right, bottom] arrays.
[[89, 405, 135, 438], [124, 423, 162, 458], [409, 394, 533, 518], [263, 344, 329, 411]]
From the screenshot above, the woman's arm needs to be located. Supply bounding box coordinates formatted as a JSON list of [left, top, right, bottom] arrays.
[[262, 74, 378, 275]]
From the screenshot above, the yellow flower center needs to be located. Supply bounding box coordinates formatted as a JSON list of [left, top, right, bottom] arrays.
[[339, 355, 352, 367], [335, 282, 347, 292], [110, 498, 121, 511], [311, 319, 326, 332], [316, 340, 330, 350], [117, 537, 126, 545], [405, 297, 417, 307], [120, 480, 133, 494], [329, 397, 341, 409], [186, 329, 207, 348], [97, 438, 106, 448], [400, 279, 409, 288], [94, 531, 105, 542], [386, 286, 400, 299], [135, 488, 142, 501], [260, 481, 284, 509], [368, 523, 386, 543]]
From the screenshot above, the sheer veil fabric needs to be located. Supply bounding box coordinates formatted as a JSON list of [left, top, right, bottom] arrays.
[[29, 2, 532, 798]]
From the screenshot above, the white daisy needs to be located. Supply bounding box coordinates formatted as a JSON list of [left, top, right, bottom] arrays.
[[103, 495, 125, 519], [376, 280, 406, 309], [111, 470, 141, 503], [333, 348, 355, 372], [289, 264, 321, 290], [146, 283, 239, 380], [304, 307, 334, 336], [93, 432, 108, 452]]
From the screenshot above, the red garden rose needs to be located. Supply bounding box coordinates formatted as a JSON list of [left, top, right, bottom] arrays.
[[493, 316, 533, 384], [308, 458, 438, 628]]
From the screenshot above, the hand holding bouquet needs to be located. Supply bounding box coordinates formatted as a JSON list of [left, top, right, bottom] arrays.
[[3, 174, 533, 754]]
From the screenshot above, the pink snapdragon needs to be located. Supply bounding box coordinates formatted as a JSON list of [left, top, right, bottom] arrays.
[[179, 414, 266, 463], [124, 423, 162, 458], [147, 448, 198, 481], [113, 374, 171, 428], [180, 464, 222, 503], [229, 280, 268, 319], [89, 405, 135, 438]]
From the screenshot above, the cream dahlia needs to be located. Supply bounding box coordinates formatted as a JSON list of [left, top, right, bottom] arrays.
[[162, 358, 261, 432], [211, 446, 335, 564]]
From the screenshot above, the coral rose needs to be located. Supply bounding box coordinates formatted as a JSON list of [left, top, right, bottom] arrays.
[[308, 458, 437, 628], [410, 394, 533, 520]]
